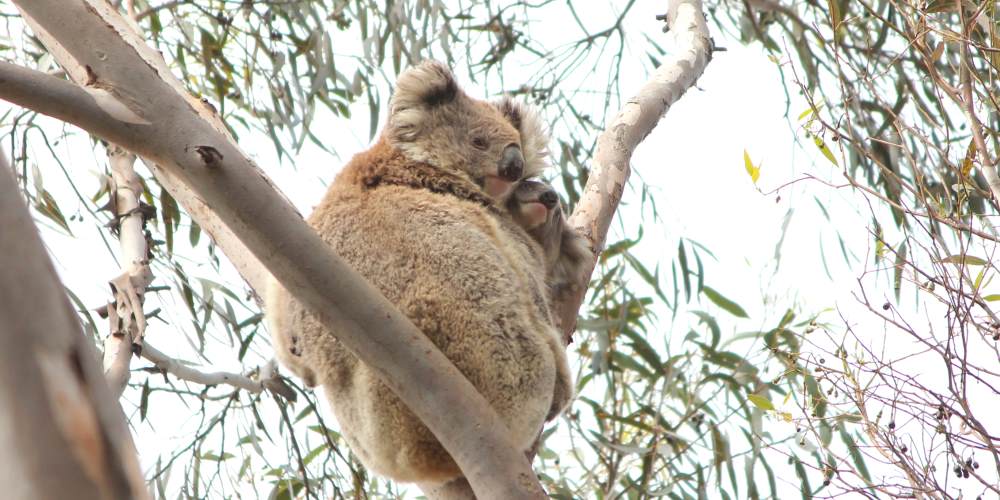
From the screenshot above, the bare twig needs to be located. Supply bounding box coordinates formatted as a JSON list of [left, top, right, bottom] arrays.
[[140, 344, 285, 396]]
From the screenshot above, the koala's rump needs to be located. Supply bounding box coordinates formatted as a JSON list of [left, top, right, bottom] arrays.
[[304, 185, 556, 482]]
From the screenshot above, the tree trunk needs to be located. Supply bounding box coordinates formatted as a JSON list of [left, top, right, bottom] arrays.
[[0, 153, 149, 500]]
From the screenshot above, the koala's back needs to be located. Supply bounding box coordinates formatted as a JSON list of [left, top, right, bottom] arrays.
[[278, 169, 559, 482]]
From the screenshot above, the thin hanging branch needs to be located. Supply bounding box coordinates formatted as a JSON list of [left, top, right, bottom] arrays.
[[139, 344, 288, 396]]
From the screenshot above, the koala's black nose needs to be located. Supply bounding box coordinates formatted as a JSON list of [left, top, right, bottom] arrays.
[[499, 144, 524, 181], [539, 190, 558, 209]]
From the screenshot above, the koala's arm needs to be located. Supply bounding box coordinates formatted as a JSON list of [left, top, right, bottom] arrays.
[[550, 220, 594, 301]]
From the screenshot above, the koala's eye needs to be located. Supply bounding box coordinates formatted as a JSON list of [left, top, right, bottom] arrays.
[[471, 136, 489, 150]]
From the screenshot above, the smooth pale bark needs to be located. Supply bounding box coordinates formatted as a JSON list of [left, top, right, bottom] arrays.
[[0, 155, 149, 500], [4, 1, 544, 497], [18, 8, 271, 297], [553, 0, 714, 341], [102, 146, 152, 398]]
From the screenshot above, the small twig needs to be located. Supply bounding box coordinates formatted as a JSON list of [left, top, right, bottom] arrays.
[[140, 344, 292, 399]]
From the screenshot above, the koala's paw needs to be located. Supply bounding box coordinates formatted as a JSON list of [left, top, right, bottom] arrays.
[[551, 223, 593, 297], [277, 336, 319, 388]]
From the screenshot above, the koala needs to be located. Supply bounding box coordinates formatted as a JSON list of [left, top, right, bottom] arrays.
[[484, 97, 593, 300], [265, 60, 572, 484]]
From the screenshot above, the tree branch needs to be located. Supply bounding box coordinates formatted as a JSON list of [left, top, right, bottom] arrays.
[[140, 343, 281, 395], [5, 1, 544, 497], [102, 146, 152, 398], [554, 0, 714, 341], [0, 150, 150, 500]]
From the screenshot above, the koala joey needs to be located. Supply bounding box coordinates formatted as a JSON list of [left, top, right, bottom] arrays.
[[265, 60, 572, 484], [485, 96, 593, 300], [506, 179, 593, 300]]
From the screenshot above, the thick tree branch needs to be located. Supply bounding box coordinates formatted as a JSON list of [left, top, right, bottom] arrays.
[[4, 1, 544, 497], [0, 62, 269, 297], [18, 5, 270, 299], [0, 152, 149, 500], [554, 0, 714, 341]]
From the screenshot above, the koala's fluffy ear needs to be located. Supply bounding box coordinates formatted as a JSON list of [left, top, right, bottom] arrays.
[[494, 97, 550, 178], [390, 60, 460, 142]]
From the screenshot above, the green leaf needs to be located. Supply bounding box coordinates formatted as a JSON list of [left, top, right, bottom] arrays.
[[939, 255, 988, 266], [874, 223, 884, 263], [813, 135, 839, 166], [826, 0, 842, 36], [692, 310, 721, 349], [199, 451, 235, 461], [160, 187, 179, 253], [893, 240, 907, 301], [839, 425, 872, 482], [711, 425, 730, 482], [793, 458, 813, 500], [702, 286, 749, 318], [747, 394, 775, 411], [610, 350, 655, 379], [139, 379, 150, 422], [189, 220, 201, 247], [36, 189, 72, 234], [624, 252, 669, 304], [619, 327, 663, 376], [983, 294, 1000, 302], [678, 241, 691, 301], [743, 149, 761, 184]]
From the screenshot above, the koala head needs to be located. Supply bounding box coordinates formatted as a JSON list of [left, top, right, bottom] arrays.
[[483, 96, 551, 201], [387, 60, 525, 187], [507, 179, 593, 297]]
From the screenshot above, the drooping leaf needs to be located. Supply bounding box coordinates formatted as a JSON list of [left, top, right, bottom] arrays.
[[839, 424, 872, 482], [702, 286, 749, 318], [813, 135, 839, 166], [893, 240, 907, 301], [939, 255, 988, 266], [678, 240, 691, 301], [748, 394, 775, 411], [692, 310, 722, 349], [743, 149, 761, 184]]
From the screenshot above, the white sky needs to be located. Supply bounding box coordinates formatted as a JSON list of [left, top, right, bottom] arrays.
[[4, 1, 998, 497]]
